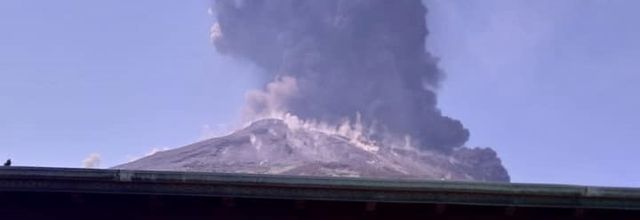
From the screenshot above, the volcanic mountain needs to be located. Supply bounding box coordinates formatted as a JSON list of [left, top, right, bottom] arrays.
[[115, 118, 509, 182]]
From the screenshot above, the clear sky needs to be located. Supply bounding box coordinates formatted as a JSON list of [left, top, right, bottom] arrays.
[[0, 0, 259, 168], [1, 0, 638, 187], [427, 0, 640, 187]]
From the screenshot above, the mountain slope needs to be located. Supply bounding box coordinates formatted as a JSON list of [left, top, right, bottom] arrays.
[[115, 119, 509, 182]]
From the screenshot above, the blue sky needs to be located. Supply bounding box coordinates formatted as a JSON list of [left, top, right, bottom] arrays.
[[1, 0, 638, 187], [0, 0, 259, 167]]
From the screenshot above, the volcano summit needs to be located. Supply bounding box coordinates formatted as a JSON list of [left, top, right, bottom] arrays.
[[116, 118, 509, 182]]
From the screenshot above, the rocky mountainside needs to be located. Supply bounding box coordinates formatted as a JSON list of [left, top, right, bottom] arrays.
[[114, 119, 509, 182]]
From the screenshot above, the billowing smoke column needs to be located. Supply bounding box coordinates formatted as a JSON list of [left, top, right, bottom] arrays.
[[211, 0, 469, 152]]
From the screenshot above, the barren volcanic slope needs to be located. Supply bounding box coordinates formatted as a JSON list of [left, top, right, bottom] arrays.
[[115, 119, 509, 182]]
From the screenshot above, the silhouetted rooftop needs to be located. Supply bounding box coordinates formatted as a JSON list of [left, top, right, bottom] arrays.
[[1, 167, 639, 218]]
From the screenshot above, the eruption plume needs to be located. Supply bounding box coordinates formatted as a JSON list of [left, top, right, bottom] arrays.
[[211, 0, 469, 152]]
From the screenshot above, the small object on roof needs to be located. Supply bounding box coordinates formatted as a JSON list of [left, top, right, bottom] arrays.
[[3, 159, 11, 166]]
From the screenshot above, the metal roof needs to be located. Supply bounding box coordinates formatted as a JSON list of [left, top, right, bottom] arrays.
[[1, 166, 639, 210]]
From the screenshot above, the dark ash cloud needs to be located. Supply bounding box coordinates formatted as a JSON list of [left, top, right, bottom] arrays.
[[211, 0, 469, 152]]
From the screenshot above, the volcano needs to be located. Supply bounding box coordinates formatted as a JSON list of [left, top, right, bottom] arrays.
[[115, 119, 509, 182]]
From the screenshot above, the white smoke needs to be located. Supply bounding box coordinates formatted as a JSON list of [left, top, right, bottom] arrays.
[[247, 112, 391, 153], [82, 153, 101, 168], [210, 22, 223, 43], [243, 76, 299, 120]]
